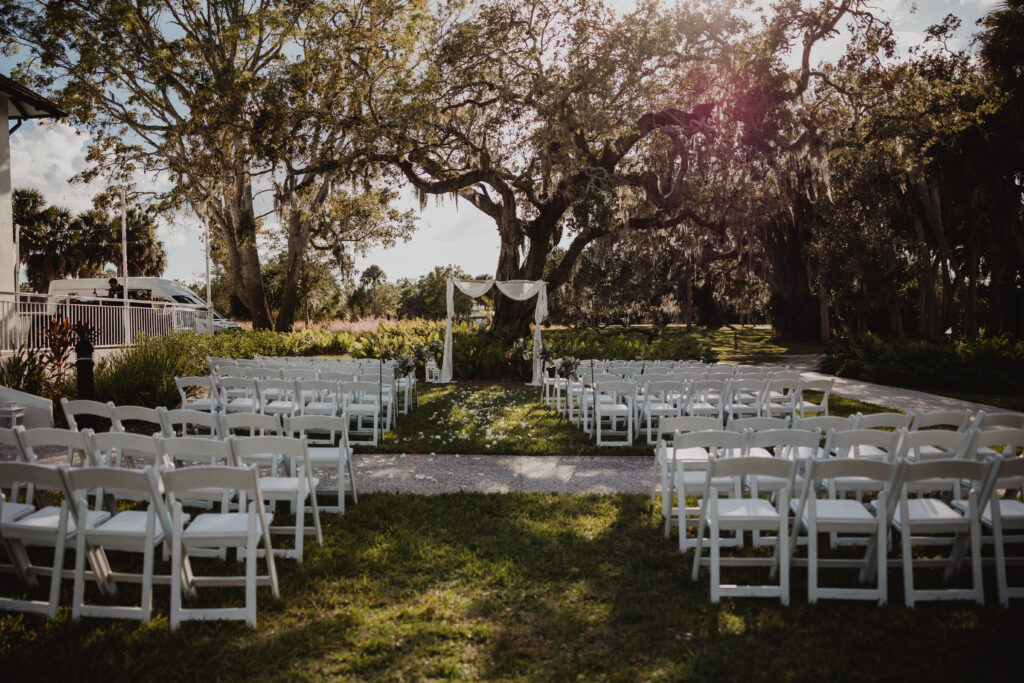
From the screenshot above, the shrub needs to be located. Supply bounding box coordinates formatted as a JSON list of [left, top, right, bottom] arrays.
[[0, 345, 48, 396], [820, 333, 1024, 394], [94, 335, 193, 407]]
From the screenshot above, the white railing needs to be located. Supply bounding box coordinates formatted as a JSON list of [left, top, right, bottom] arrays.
[[0, 292, 216, 352]]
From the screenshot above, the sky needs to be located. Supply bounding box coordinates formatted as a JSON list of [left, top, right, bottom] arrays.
[[5, 0, 1000, 288]]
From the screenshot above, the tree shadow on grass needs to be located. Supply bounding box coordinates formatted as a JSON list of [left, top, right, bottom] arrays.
[[0, 493, 1020, 680]]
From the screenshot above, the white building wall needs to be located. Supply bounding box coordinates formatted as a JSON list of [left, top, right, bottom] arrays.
[[0, 94, 14, 294]]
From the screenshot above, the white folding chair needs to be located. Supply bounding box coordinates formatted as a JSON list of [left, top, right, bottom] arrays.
[[0, 462, 109, 618], [594, 381, 635, 446], [674, 430, 747, 552], [760, 378, 802, 419], [175, 376, 220, 412], [977, 456, 1024, 606], [790, 458, 904, 604], [343, 381, 383, 446], [723, 378, 766, 421], [640, 381, 685, 445], [258, 378, 301, 418], [690, 455, 797, 604], [62, 465, 183, 624], [231, 436, 323, 561], [890, 458, 994, 607], [795, 378, 834, 417], [218, 377, 260, 413], [163, 465, 280, 629], [651, 416, 722, 536], [286, 415, 357, 513], [684, 379, 728, 422], [296, 379, 343, 417]]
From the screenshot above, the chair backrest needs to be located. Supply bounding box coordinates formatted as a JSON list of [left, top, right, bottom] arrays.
[[596, 381, 636, 401], [285, 414, 350, 451], [0, 461, 67, 504], [972, 428, 1024, 457], [910, 409, 972, 432], [658, 416, 722, 441], [220, 412, 283, 437], [231, 435, 308, 469], [800, 378, 834, 394], [0, 427, 24, 455], [669, 370, 705, 382], [91, 431, 163, 468], [793, 415, 859, 432], [175, 375, 217, 410], [901, 458, 991, 490], [281, 368, 319, 380], [898, 428, 975, 461], [216, 365, 251, 378], [726, 416, 790, 432], [644, 381, 684, 400], [112, 405, 164, 434], [319, 371, 356, 383], [706, 455, 797, 489], [795, 458, 905, 527], [257, 378, 298, 400], [747, 428, 821, 458], [159, 408, 221, 438], [973, 411, 1024, 431], [16, 427, 98, 466], [61, 398, 118, 432], [827, 428, 905, 461], [857, 412, 912, 431], [218, 376, 258, 398], [158, 436, 234, 467], [770, 370, 800, 381], [672, 429, 746, 456], [162, 464, 268, 519]]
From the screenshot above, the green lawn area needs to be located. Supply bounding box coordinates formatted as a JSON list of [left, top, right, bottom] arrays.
[[692, 324, 824, 361], [360, 385, 889, 455], [0, 494, 1015, 680]]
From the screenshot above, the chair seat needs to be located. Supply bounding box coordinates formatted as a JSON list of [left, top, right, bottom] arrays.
[[265, 400, 299, 413], [183, 511, 275, 540], [800, 499, 876, 526], [259, 476, 319, 497], [644, 402, 677, 414], [186, 398, 217, 411], [599, 405, 631, 416], [675, 471, 736, 491], [951, 498, 1024, 529], [711, 498, 780, 524], [660, 446, 708, 464], [1, 502, 34, 523], [2, 506, 110, 538], [891, 498, 967, 532], [225, 398, 259, 412], [347, 403, 380, 415], [308, 446, 347, 465], [303, 402, 337, 415]]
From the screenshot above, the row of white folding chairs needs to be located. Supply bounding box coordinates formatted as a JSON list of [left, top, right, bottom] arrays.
[[562, 376, 832, 446], [207, 356, 416, 416], [210, 365, 413, 419], [656, 427, 1024, 606], [0, 455, 288, 628], [5, 416, 356, 514], [173, 375, 392, 443], [654, 413, 1024, 535], [54, 403, 362, 509]]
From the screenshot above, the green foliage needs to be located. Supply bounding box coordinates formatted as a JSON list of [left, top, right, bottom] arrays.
[[94, 336, 193, 407], [544, 328, 712, 364], [820, 333, 1024, 394], [0, 345, 48, 396]]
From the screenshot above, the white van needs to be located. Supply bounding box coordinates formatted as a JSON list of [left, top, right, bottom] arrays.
[[46, 277, 239, 333]]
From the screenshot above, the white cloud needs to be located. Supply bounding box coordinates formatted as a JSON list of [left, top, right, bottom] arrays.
[[9, 121, 103, 213]]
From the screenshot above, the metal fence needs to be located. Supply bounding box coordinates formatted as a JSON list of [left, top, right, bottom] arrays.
[[0, 292, 216, 352]]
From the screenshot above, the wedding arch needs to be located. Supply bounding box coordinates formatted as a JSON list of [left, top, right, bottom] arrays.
[[441, 277, 548, 385]]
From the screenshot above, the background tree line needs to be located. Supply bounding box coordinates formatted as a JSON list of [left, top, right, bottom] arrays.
[[4, 0, 1022, 342]]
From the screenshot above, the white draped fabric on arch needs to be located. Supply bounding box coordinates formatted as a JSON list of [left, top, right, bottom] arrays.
[[441, 277, 548, 385]]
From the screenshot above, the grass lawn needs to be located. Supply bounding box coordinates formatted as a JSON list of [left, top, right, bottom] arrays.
[[0, 493, 1016, 680], [360, 385, 890, 456]]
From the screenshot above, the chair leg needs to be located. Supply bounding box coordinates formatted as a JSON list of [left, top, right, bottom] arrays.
[[969, 498, 984, 605], [877, 504, 888, 606], [171, 507, 183, 631], [710, 517, 721, 603], [902, 525, 915, 608], [807, 514, 818, 604], [246, 508, 258, 627]]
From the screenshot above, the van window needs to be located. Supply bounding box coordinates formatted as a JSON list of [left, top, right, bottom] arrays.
[[128, 289, 152, 301]]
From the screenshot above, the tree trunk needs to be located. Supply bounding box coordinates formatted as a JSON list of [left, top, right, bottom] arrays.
[[818, 280, 830, 344], [275, 211, 314, 332], [208, 177, 273, 330], [965, 242, 979, 339]]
